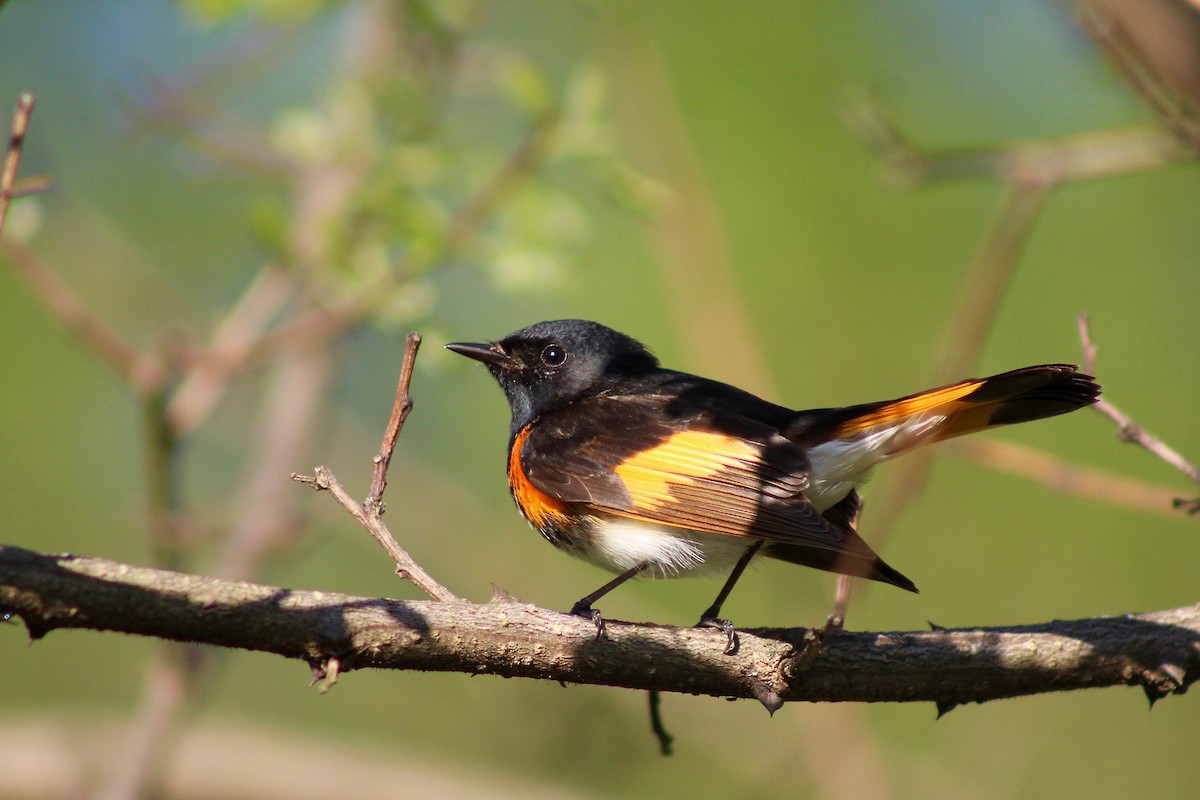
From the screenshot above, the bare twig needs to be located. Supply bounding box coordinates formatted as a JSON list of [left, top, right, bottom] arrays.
[[3, 544, 1198, 709], [0, 93, 35, 236], [167, 263, 297, 434], [946, 438, 1187, 517], [444, 112, 558, 254], [1080, 5, 1200, 154], [0, 95, 158, 395], [293, 467, 458, 601], [366, 332, 422, 510], [843, 91, 1187, 187], [931, 180, 1054, 379], [291, 333, 449, 600], [1078, 314, 1199, 512], [292, 337, 455, 602], [0, 238, 163, 391], [216, 346, 332, 581], [647, 690, 673, 756]]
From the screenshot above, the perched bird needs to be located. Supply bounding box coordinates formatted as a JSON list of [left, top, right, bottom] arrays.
[[447, 319, 1099, 651]]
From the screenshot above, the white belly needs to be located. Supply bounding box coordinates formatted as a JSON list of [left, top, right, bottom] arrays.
[[581, 517, 755, 578]]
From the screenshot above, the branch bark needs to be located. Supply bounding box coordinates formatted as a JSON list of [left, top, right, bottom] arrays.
[[3, 543, 1196, 713]]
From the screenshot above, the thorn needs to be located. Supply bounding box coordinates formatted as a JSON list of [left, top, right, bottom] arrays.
[[308, 661, 326, 687], [1144, 658, 1189, 707], [317, 656, 341, 694], [23, 618, 49, 641], [793, 627, 826, 671], [489, 584, 514, 603], [1159, 661, 1186, 692], [928, 620, 948, 631], [935, 701, 959, 719], [751, 681, 785, 716]]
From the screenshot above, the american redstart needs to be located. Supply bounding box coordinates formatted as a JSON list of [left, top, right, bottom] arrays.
[[447, 319, 1100, 650]]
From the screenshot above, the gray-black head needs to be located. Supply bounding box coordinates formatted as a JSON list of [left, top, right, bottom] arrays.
[[445, 319, 659, 432]]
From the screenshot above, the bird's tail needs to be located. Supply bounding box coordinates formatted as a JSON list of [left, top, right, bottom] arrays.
[[825, 364, 1100, 457]]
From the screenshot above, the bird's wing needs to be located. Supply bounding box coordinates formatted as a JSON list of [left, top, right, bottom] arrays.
[[517, 393, 856, 552]]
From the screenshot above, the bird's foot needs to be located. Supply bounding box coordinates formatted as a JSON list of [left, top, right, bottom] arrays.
[[569, 601, 605, 641], [697, 615, 739, 655]]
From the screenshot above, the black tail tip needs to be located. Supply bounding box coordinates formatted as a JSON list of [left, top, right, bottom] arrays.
[[874, 559, 919, 594]]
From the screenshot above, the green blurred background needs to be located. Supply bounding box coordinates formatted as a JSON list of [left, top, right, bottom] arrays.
[[2, 1, 1198, 798]]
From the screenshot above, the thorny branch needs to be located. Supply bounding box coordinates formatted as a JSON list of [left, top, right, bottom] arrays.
[[2, 544, 1198, 713]]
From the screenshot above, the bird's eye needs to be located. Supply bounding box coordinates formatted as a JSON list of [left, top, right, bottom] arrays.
[[540, 344, 567, 367]]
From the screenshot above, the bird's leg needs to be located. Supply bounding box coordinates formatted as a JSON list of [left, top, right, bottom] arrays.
[[825, 574, 852, 635], [697, 541, 764, 655], [570, 563, 649, 640]]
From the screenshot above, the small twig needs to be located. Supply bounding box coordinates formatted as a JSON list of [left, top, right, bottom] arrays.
[[865, 181, 1054, 557], [444, 111, 558, 254], [293, 335, 457, 602], [6, 174, 54, 199], [931, 179, 1054, 379], [0, 100, 163, 394], [1, 238, 163, 391], [647, 690, 674, 756], [293, 467, 458, 601], [0, 93, 35, 237], [167, 263, 297, 434], [1078, 314, 1200, 510], [1080, 6, 1200, 155], [843, 91, 1187, 188], [946, 438, 1187, 517], [215, 346, 331, 581], [366, 332, 422, 511]]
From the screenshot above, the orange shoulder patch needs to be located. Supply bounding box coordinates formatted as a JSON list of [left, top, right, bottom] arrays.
[[509, 426, 570, 529]]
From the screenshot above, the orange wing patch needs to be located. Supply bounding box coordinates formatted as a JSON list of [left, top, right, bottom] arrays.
[[832, 379, 985, 437], [603, 429, 836, 546], [613, 430, 762, 506], [609, 430, 791, 539], [509, 426, 570, 528]]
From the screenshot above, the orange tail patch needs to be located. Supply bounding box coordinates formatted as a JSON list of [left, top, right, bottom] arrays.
[[829, 365, 1099, 445], [831, 379, 984, 438]]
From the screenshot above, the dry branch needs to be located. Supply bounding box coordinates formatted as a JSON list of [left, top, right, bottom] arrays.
[[1079, 314, 1200, 514], [3, 543, 1197, 712], [0, 93, 35, 235]]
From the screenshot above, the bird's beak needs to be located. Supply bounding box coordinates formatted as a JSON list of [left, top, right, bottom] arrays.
[[444, 341, 512, 368]]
